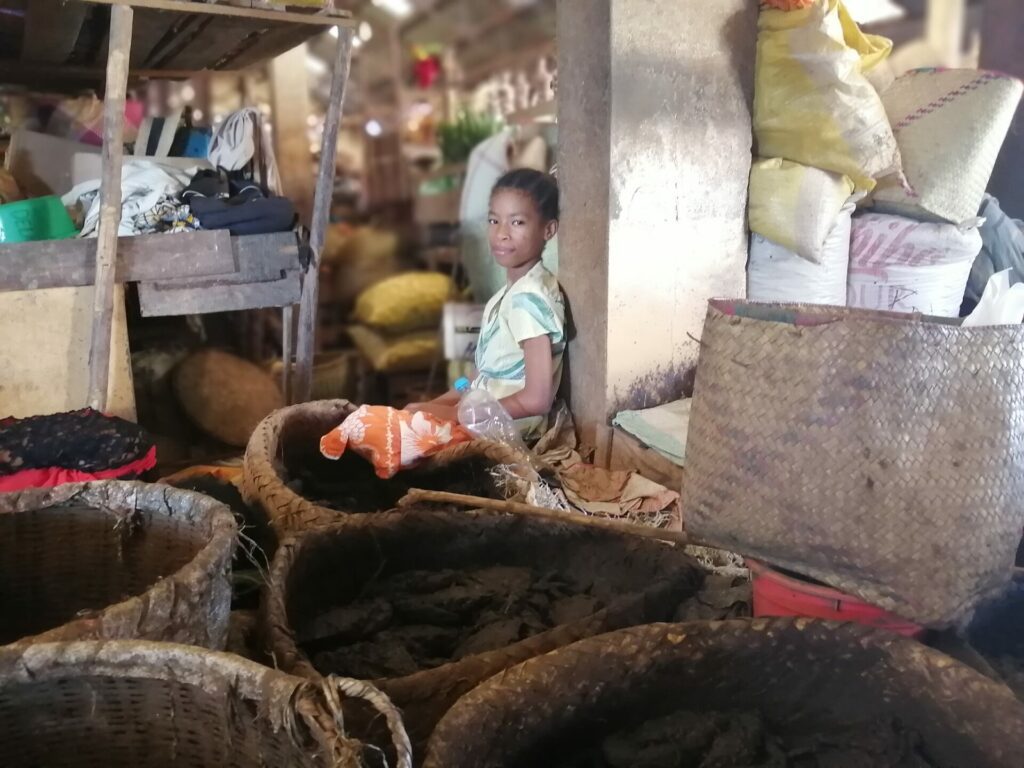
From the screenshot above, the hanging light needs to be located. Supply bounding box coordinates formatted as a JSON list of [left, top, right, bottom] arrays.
[[371, 0, 413, 19], [365, 119, 383, 137]]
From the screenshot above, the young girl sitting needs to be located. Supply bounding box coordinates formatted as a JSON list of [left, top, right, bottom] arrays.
[[408, 169, 564, 439]]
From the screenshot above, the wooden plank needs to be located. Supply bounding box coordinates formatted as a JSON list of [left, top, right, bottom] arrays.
[[293, 26, 353, 403], [81, 0, 354, 27], [219, 21, 319, 70], [22, 0, 89, 64], [138, 270, 301, 316], [135, 232, 300, 314], [161, 15, 270, 70], [87, 3, 133, 412], [270, 43, 314, 225], [0, 231, 234, 292], [609, 427, 685, 494]]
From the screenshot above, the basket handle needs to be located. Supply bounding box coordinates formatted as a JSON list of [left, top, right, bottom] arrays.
[[321, 676, 413, 768]]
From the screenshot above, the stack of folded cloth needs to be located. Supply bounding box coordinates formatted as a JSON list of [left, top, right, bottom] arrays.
[[183, 169, 295, 235]]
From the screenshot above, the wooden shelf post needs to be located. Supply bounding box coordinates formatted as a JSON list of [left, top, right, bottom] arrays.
[[293, 27, 354, 404], [87, 4, 134, 411]]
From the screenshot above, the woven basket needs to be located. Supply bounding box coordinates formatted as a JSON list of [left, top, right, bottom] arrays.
[[424, 619, 1024, 768], [270, 352, 360, 402], [0, 640, 411, 768], [0, 481, 236, 648], [175, 348, 284, 447], [682, 300, 1024, 628], [261, 509, 705, 751], [243, 400, 536, 537], [874, 68, 1024, 224]]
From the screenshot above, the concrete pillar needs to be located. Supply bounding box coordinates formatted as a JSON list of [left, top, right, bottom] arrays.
[[981, 0, 1024, 218], [557, 0, 756, 446]]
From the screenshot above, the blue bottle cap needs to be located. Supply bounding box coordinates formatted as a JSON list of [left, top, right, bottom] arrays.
[[454, 377, 471, 392]]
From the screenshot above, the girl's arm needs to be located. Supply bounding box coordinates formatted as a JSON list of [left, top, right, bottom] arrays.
[[498, 335, 555, 419], [404, 368, 477, 415]]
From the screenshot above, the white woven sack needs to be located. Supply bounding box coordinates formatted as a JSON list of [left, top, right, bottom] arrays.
[[748, 200, 854, 306], [873, 68, 1023, 225], [748, 158, 854, 264], [847, 212, 982, 317]]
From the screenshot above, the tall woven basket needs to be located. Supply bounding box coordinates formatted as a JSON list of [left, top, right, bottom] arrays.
[[0, 641, 411, 768], [261, 509, 705, 750], [0, 481, 236, 648], [425, 619, 1024, 768], [682, 300, 1024, 627], [243, 400, 537, 537]]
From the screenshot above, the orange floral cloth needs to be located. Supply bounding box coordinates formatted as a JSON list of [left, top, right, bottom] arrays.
[[320, 404, 472, 479]]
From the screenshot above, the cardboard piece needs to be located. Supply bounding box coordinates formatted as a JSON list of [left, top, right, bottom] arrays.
[[443, 302, 484, 361]]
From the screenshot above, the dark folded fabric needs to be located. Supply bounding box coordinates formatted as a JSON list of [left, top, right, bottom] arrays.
[[189, 188, 296, 235]]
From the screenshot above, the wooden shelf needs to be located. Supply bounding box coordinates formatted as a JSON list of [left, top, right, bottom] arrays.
[[0, 230, 302, 315], [2, 0, 354, 88]]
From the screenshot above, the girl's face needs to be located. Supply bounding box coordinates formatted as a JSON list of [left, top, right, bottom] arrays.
[[488, 189, 558, 271]]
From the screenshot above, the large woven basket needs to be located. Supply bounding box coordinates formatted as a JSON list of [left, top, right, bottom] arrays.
[[0, 481, 236, 648], [243, 400, 536, 536], [262, 509, 705, 750], [683, 300, 1024, 628], [0, 640, 411, 768], [425, 619, 1024, 768]]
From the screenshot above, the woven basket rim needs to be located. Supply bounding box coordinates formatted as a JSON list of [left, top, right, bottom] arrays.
[[262, 508, 702, 683], [0, 480, 237, 645], [243, 399, 543, 536], [425, 618, 1024, 768], [0, 639, 360, 765]]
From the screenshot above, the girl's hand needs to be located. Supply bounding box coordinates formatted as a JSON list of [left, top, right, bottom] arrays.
[[403, 401, 458, 423], [415, 403, 458, 424]]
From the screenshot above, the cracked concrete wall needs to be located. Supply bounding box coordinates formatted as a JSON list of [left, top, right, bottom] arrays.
[[558, 0, 756, 444]]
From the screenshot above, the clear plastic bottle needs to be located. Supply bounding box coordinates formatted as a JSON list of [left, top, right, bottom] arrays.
[[454, 377, 522, 447]]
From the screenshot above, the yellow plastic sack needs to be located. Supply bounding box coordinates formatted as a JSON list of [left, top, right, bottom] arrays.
[[354, 271, 454, 335], [748, 158, 854, 264], [324, 226, 405, 313], [348, 325, 440, 374], [755, 0, 901, 191]]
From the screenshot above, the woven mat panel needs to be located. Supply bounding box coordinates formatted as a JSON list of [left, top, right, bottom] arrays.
[[682, 301, 1024, 627], [0, 641, 366, 768], [425, 619, 1024, 768], [261, 509, 705, 752], [0, 482, 236, 648]]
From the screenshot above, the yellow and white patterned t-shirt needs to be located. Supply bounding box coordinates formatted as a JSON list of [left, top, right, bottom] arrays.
[[472, 261, 565, 438]]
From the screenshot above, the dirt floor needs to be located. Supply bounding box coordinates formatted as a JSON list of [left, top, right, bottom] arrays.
[[300, 565, 604, 678], [549, 709, 939, 768]]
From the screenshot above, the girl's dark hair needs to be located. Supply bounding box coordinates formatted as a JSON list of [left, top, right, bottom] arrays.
[[492, 169, 559, 221]]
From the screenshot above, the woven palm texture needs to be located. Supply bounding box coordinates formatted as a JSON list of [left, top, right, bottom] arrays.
[[682, 300, 1024, 627], [874, 68, 1023, 224], [424, 619, 1024, 768], [261, 509, 705, 752], [0, 640, 412, 768], [243, 400, 537, 537], [0, 481, 237, 648]]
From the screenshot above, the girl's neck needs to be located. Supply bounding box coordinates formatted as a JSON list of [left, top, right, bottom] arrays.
[[506, 257, 541, 286]]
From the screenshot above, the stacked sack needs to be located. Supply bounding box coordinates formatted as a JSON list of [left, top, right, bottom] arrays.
[[748, 0, 899, 305], [852, 69, 1022, 315], [347, 272, 454, 375], [746, 0, 1024, 318]]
